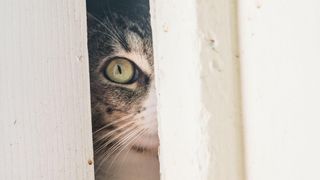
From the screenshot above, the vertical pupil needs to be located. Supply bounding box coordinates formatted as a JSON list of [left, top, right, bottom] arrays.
[[116, 64, 122, 74]]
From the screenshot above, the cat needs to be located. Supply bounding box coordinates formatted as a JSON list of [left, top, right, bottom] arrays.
[[87, 0, 160, 180]]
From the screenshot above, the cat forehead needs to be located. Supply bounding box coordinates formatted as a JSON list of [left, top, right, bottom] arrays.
[[113, 31, 152, 75]]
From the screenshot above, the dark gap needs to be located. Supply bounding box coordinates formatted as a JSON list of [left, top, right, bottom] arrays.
[[86, 0, 159, 179]]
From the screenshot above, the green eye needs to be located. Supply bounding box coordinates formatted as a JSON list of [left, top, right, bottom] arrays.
[[104, 58, 136, 84]]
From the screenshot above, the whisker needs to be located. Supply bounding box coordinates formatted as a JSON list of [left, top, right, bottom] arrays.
[[106, 129, 147, 171], [94, 120, 134, 144], [93, 113, 135, 134], [102, 127, 142, 160], [102, 130, 138, 159], [102, 13, 129, 49], [95, 128, 143, 173], [94, 124, 136, 153], [94, 131, 135, 173], [89, 14, 124, 45], [110, 129, 148, 175]]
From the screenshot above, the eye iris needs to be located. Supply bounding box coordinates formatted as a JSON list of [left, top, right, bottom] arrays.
[[106, 58, 134, 84]]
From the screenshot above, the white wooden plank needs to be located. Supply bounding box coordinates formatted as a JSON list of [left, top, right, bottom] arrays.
[[150, 0, 245, 179], [0, 0, 94, 179], [197, 0, 246, 179], [239, 0, 320, 179]]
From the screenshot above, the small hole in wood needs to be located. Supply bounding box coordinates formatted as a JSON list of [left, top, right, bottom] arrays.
[[88, 159, 93, 165]]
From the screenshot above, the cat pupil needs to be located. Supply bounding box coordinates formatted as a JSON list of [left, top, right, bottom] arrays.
[[116, 64, 122, 74]]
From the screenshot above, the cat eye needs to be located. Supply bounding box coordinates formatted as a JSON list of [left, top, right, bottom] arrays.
[[104, 58, 138, 84]]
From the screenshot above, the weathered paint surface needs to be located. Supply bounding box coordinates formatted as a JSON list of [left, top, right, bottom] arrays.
[[197, 0, 246, 179], [150, 0, 244, 179], [150, 0, 205, 179], [0, 0, 94, 179], [239, 0, 320, 179]]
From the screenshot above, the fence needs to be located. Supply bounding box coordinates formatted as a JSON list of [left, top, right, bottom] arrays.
[[1, 0, 320, 179]]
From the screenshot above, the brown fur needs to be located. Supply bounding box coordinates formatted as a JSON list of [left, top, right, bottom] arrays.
[[87, 1, 159, 179]]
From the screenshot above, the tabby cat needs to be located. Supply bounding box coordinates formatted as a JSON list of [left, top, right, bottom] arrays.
[[87, 0, 159, 179]]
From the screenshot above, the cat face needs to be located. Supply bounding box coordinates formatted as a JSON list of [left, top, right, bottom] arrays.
[[87, 3, 158, 166]]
